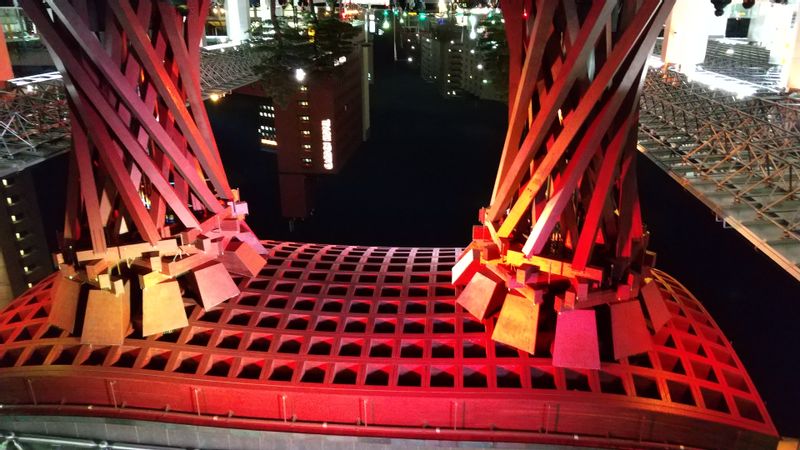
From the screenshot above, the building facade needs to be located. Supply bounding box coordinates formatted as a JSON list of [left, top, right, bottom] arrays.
[[240, 40, 368, 218], [0, 168, 53, 308]]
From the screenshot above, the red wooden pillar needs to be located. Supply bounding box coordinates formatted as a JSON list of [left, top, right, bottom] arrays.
[[21, 0, 265, 344], [455, 0, 676, 364]]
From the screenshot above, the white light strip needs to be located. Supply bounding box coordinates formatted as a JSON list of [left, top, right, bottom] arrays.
[[321, 119, 334, 170]]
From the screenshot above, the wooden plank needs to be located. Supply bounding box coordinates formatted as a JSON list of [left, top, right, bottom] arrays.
[[492, 292, 539, 354], [505, 250, 603, 281], [188, 262, 240, 310], [572, 116, 633, 270], [48, 276, 82, 334], [491, 0, 558, 203], [610, 300, 653, 360], [219, 239, 266, 277], [451, 249, 480, 286], [487, 0, 622, 223], [553, 309, 600, 370], [162, 252, 214, 277], [456, 271, 505, 321], [641, 280, 671, 332], [108, 0, 233, 199], [81, 284, 130, 346], [142, 280, 189, 336]]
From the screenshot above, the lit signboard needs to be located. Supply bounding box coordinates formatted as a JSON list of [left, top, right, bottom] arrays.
[[321, 119, 334, 170]]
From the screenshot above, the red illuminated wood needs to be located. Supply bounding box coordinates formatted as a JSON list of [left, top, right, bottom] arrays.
[[19, 0, 260, 342], [81, 283, 131, 346], [553, 309, 600, 370], [142, 281, 189, 337], [641, 280, 671, 332], [456, 271, 504, 321], [454, 0, 676, 357], [610, 300, 652, 360], [492, 292, 539, 354], [48, 276, 81, 334]]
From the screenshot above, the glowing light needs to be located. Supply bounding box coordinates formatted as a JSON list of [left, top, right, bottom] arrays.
[[209, 93, 221, 102], [469, 30, 477, 39], [382, 20, 390, 30], [261, 138, 278, 146], [1, 179, 6, 186], [407, 56, 413, 62], [476, 64, 483, 70], [482, 79, 488, 84], [725, 48, 735, 55], [683, 67, 756, 99], [321, 119, 334, 170], [295, 68, 307, 82]]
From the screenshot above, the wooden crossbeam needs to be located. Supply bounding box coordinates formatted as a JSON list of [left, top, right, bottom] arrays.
[[488, 0, 620, 223]]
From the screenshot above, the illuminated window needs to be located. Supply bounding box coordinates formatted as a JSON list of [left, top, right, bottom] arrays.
[[5, 197, 11, 205], [301, 157, 313, 167], [302, 144, 312, 150], [298, 100, 309, 107], [299, 85, 308, 92], [1, 179, 7, 187], [301, 130, 311, 136], [300, 115, 310, 122]]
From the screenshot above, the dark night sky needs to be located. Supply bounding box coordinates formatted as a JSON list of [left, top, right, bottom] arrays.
[[205, 33, 800, 436]]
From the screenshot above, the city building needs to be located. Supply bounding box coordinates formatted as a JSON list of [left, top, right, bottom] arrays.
[[0, 168, 54, 308], [239, 39, 369, 218], [414, 21, 504, 101]]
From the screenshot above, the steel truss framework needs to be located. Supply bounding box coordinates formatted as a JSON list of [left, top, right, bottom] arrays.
[[0, 241, 779, 448], [700, 39, 783, 90], [0, 79, 69, 178], [0, 43, 259, 178], [639, 67, 800, 280]]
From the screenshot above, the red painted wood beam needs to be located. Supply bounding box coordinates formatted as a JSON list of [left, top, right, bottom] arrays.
[[488, 0, 652, 225], [492, 0, 557, 204], [108, 0, 233, 200], [43, 0, 223, 215]]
